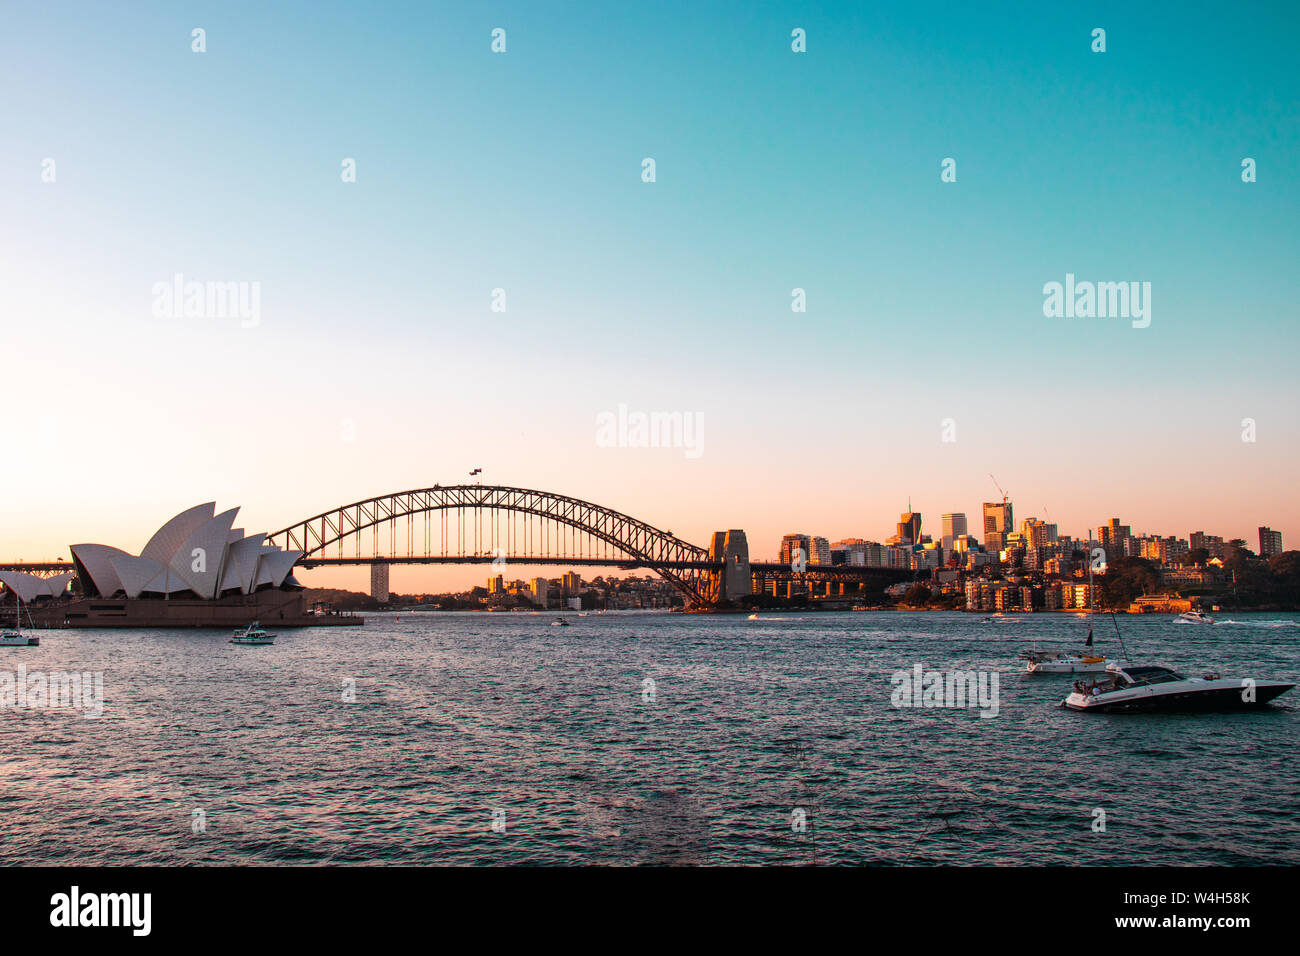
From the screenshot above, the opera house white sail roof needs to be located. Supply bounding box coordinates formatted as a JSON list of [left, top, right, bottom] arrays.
[[69, 503, 303, 600], [0, 570, 75, 603]]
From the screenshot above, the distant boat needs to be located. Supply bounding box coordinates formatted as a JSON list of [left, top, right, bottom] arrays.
[[747, 613, 759, 620], [1021, 648, 1109, 674], [1, 594, 38, 647], [230, 622, 275, 645], [1175, 609, 1214, 625], [551, 617, 569, 627]]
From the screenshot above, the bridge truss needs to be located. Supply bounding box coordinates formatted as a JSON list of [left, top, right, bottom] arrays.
[[267, 484, 718, 605]]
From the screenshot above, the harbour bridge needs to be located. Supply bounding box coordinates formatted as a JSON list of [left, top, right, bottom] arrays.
[[262, 484, 911, 607]]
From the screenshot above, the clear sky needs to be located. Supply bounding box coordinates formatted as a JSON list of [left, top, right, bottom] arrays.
[[3, 1, 1297, 592]]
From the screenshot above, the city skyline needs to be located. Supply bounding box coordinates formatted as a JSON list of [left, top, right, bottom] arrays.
[[4, 480, 1287, 595]]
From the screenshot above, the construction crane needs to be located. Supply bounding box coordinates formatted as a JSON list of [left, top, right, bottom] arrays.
[[987, 474, 1008, 506]]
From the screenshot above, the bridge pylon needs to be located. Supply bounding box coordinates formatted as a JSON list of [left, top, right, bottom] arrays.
[[705, 530, 752, 606]]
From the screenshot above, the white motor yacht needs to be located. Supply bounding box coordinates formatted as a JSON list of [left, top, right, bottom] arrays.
[[0, 628, 39, 647], [1021, 649, 1109, 674], [1175, 609, 1214, 625], [1063, 663, 1294, 712], [230, 622, 275, 645]]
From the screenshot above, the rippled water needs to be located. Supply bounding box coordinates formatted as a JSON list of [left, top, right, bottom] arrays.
[[2, 610, 1297, 865]]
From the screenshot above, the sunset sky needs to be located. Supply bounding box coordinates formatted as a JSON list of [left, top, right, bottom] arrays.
[[3, 1, 1297, 593]]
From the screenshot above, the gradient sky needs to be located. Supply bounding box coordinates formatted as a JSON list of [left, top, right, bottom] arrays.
[[3, 1, 1297, 593]]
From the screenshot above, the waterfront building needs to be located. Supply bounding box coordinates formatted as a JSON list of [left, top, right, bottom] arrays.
[[370, 564, 390, 603], [1189, 531, 1225, 558], [70, 502, 302, 600], [1163, 566, 1223, 589], [1259, 526, 1283, 558], [530, 577, 550, 606]]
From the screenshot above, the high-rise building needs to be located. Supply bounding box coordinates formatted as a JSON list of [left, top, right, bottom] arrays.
[[809, 536, 831, 565], [779, 533, 811, 566], [896, 511, 922, 546], [1020, 518, 1057, 549], [561, 571, 582, 593], [487, 574, 504, 593], [831, 538, 869, 566], [1188, 532, 1224, 559], [1259, 526, 1283, 558], [370, 563, 390, 602], [941, 513, 967, 551], [530, 577, 550, 606], [1098, 519, 1131, 563], [983, 501, 1013, 552]]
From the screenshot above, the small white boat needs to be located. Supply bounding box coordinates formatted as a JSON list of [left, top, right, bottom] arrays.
[[1175, 610, 1214, 625], [1063, 663, 1294, 712], [1, 595, 38, 646], [230, 622, 275, 645], [1022, 649, 1110, 674], [748, 613, 760, 620], [551, 617, 569, 627]]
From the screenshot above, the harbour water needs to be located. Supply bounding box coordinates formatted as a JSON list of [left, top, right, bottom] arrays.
[[2, 611, 1297, 865]]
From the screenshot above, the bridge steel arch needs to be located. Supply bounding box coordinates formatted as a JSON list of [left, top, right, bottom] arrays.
[[267, 484, 718, 606]]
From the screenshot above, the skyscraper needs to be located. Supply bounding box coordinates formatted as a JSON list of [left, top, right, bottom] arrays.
[[896, 511, 922, 546], [982, 501, 1013, 552], [779, 533, 811, 565], [941, 513, 968, 551], [1259, 526, 1283, 558]]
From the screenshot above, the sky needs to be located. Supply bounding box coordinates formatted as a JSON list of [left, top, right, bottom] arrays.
[[2, 1, 1298, 593]]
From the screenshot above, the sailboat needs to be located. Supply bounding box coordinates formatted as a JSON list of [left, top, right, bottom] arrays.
[[1022, 625, 1108, 674], [1, 592, 40, 647], [1021, 539, 1110, 674]]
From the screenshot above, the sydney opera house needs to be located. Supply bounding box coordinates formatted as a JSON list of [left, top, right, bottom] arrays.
[[71, 502, 302, 601], [7, 503, 359, 628]]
